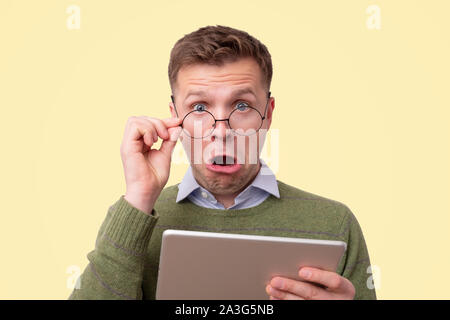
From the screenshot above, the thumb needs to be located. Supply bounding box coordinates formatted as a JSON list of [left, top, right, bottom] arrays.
[[159, 126, 182, 158]]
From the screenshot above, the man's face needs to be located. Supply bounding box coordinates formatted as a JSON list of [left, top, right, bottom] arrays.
[[170, 57, 275, 196]]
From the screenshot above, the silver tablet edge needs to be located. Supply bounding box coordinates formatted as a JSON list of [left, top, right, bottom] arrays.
[[162, 229, 347, 252]]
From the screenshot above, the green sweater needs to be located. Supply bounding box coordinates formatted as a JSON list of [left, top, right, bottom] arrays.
[[69, 180, 377, 300]]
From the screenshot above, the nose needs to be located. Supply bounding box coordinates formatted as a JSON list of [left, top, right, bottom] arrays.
[[211, 119, 232, 141]]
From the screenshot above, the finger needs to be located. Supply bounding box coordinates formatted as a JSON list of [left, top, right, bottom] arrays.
[[122, 118, 157, 155], [134, 118, 166, 142], [298, 267, 347, 291], [144, 124, 157, 144], [159, 139, 176, 159], [146, 116, 182, 129], [159, 127, 182, 158], [142, 142, 150, 153], [270, 276, 328, 300], [168, 126, 182, 141], [144, 117, 171, 140], [160, 117, 183, 128], [143, 129, 155, 147], [265, 284, 304, 300], [126, 118, 154, 143]]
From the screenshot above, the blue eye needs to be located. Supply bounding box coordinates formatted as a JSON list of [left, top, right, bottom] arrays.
[[235, 101, 250, 111], [193, 103, 207, 112]]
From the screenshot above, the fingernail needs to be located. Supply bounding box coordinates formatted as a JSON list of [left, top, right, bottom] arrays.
[[300, 269, 311, 279], [271, 278, 284, 289], [169, 131, 178, 141]]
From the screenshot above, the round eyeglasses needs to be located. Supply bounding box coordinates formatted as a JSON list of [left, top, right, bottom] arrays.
[[171, 92, 271, 139]]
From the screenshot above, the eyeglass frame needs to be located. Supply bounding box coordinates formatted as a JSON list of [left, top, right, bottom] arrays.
[[171, 91, 271, 139]]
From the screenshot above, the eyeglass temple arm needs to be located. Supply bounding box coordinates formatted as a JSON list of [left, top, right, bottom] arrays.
[[262, 91, 271, 120], [171, 95, 179, 117], [171, 91, 271, 120], [171, 95, 183, 127]]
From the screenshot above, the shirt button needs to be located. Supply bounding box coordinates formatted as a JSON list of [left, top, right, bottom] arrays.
[[201, 191, 208, 199]]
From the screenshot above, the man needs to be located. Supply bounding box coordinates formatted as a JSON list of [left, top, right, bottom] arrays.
[[69, 25, 376, 300]]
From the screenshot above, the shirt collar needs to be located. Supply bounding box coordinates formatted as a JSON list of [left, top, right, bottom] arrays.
[[175, 165, 201, 203], [176, 158, 280, 203], [248, 158, 280, 198]]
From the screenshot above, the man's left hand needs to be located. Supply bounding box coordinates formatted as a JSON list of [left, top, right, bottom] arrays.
[[265, 267, 355, 300]]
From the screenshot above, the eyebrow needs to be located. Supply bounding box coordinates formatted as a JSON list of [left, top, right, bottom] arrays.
[[184, 87, 257, 102]]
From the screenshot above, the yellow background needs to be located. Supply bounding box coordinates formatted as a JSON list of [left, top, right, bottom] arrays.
[[1, 0, 449, 299]]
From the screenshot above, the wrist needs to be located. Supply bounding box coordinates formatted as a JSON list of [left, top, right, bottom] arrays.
[[124, 192, 157, 215]]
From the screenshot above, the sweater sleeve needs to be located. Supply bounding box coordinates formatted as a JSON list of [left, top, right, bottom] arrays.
[[68, 195, 158, 300], [337, 205, 377, 300]]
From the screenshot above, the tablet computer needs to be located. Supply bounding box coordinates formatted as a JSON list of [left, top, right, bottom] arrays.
[[156, 229, 347, 300]]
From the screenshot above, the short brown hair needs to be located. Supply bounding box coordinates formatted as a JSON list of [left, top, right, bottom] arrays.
[[168, 25, 273, 94]]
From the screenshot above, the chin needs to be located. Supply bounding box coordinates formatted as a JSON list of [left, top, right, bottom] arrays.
[[195, 165, 251, 193]]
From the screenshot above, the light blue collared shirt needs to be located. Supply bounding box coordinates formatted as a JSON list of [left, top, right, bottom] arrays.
[[176, 159, 280, 210]]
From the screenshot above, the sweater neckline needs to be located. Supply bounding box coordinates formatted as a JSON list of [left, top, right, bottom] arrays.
[[177, 190, 279, 217]]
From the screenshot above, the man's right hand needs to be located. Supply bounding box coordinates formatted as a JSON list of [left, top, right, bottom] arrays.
[[120, 116, 182, 214]]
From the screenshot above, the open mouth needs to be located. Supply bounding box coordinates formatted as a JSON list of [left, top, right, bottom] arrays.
[[209, 154, 236, 166], [206, 154, 241, 174]]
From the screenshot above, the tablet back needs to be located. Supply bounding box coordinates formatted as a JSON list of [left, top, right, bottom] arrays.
[[156, 229, 347, 300]]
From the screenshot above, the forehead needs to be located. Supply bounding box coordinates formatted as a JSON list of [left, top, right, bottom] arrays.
[[175, 58, 264, 99]]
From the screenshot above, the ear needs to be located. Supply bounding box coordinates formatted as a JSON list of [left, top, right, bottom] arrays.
[[264, 96, 275, 128], [169, 100, 183, 142], [169, 96, 177, 118]]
